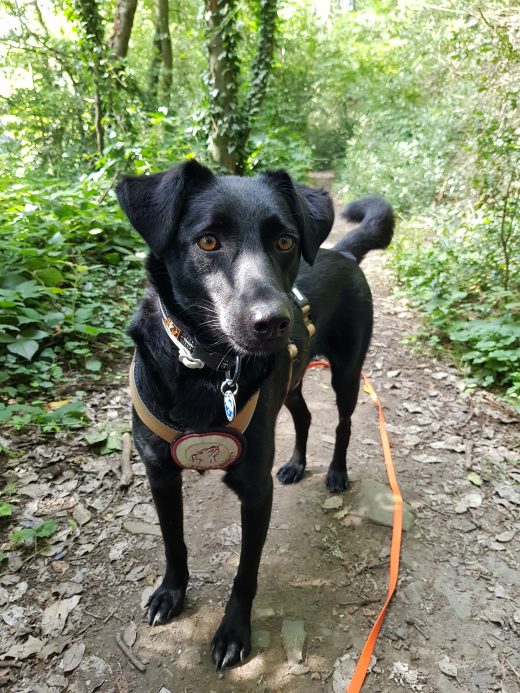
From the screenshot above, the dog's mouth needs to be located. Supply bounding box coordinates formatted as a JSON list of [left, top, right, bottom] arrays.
[[225, 332, 290, 358]]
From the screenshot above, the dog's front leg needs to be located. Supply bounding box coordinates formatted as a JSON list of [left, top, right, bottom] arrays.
[[211, 475, 273, 669], [145, 462, 189, 625]]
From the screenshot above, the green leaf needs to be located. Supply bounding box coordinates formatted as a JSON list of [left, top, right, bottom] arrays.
[[7, 339, 39, 361], [467, 472, 482, 487], [34, 519, 58, 538], [10, 527, 36, 544], [0, 502, 14, 517], [85, 358, 102, 371], [34, 268, 65, 287]]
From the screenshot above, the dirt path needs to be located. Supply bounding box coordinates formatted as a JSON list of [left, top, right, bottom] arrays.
[[1, 199, 519, 693]]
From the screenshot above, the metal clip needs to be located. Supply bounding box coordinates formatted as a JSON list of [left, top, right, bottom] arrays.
[[221, 355, 241, 422]]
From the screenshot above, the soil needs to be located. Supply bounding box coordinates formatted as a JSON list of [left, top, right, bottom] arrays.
[[1, 184, 519, 693]]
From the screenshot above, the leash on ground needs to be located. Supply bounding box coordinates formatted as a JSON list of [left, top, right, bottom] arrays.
[[306, 362, 403, 693]]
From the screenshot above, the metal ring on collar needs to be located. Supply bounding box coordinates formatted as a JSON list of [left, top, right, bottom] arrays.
[[221, 380, 239, 396]]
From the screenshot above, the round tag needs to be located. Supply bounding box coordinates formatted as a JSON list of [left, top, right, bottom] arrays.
[[171, 430, 246, 471]]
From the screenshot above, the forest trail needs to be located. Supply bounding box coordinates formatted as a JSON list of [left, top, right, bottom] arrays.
[[1, 191, 519, 693]]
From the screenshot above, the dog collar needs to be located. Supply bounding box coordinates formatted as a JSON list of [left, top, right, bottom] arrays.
[[159, 299, 234, 371], [159, 287, 314, 371]]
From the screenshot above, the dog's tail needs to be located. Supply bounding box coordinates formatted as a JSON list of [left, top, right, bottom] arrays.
[[333, 196, 394, 263]]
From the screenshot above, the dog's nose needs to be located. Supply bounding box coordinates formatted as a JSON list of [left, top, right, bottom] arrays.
[[252, 305, 291, 340]]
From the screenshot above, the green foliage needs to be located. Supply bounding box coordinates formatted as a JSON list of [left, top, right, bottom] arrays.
[[0, 172, 146, 425], [0, 503, 14, 518], [0, 0, 518, 419], [333, 1, 519, 405], [9, 519, 59, 547], [393, 212, 520, 404]]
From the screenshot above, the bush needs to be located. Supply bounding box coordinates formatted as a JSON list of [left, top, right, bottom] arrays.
[[0, 172, 146, 422]]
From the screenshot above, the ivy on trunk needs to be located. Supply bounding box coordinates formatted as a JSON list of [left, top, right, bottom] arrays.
[[205, 0, 278, 173]]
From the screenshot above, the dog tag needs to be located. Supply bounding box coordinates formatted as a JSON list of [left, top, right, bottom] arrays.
[[224, 390, 236, 422]]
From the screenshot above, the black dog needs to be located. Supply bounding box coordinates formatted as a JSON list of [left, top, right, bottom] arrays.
[[116, 160, 393, 669]]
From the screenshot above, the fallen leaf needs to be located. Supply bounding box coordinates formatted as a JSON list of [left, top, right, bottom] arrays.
[[41, 595, 81, 637], [455, 491, 482, 514], [1, 636, 43, 660], [494, 484, 520, 506], [1, 605, 25, 627], [73, 503, 92, 526], [467, 472, 482, 487], [109, 541, 128, 562], [438, 654, 457, 677], [62, 641, 85, 672], [495, 530, 515, 543], [45, 399, 70, 411], [123, 621, 137, 648]]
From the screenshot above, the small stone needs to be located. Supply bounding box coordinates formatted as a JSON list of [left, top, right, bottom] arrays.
[[332, 652, 357, 693], [282, 620, 306, 665], [322, 496, 343, 511], [254, 606, 275, 619], [252, 630, 271, 648], [178, 647, 201, 667], [353, 479, 415, 530]]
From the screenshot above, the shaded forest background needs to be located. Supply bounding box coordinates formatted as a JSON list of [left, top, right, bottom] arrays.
[[0, 0, 519, 434]]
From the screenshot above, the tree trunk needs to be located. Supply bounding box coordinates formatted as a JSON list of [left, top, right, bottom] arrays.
[[205, 0, 278, 173], [109, 0, 138, 60], [147, 21, 162, 107], [75, 0, 106, 154], [158, 0, 173, 100], [205, 0, 241, 172], [236, 0, 278, 172]]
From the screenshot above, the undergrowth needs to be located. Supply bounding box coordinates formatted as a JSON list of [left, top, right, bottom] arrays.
[[0, 172, 146, 429]]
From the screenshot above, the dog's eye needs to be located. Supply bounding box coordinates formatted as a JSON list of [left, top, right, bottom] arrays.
[[277, 235, 294, 252], [197, 235, 219, 251]]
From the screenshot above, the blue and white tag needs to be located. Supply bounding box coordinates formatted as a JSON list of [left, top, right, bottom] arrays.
[[224, 390, 236, 422]]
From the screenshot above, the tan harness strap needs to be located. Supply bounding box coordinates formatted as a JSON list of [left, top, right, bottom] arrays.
[[129, 357, 260, 443]]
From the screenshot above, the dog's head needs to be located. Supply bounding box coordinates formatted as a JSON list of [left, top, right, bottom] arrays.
[[116, 160, 333, 356]]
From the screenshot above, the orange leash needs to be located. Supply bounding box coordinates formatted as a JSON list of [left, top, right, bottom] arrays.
[[307, 362, 403, 692]]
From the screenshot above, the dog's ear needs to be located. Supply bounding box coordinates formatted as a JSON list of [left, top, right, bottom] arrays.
[[262, 171, 334, 265], [116, 160, 215, 257]]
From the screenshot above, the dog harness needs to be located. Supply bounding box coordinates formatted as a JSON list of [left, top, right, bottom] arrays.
[[129, 288, 314, 471], [129, 356, 257, 470]]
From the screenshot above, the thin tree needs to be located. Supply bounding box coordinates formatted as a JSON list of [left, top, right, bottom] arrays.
[[75, 0, 107, 154], [109, 0, 139, 60], [205, 0, 278, 173]]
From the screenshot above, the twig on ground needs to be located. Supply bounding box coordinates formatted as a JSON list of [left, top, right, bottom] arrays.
[[507, 658, 520, 682], [465, 440, 474, 469], [119, 432, 133, 488], [342, 596, 382, 608], [116, 632, 146, 673]]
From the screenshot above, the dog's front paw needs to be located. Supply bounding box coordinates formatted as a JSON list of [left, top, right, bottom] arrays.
[[147, 583, 186, 626], [211, 616, 251, 669], [277, 460, 305, 485], [325, 469, 349, 493]]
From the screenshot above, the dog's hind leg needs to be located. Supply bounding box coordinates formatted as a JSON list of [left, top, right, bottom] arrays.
[[276, 381, 312, 485], [145, 465, 189, 625], [325, 360, 362, 493]]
